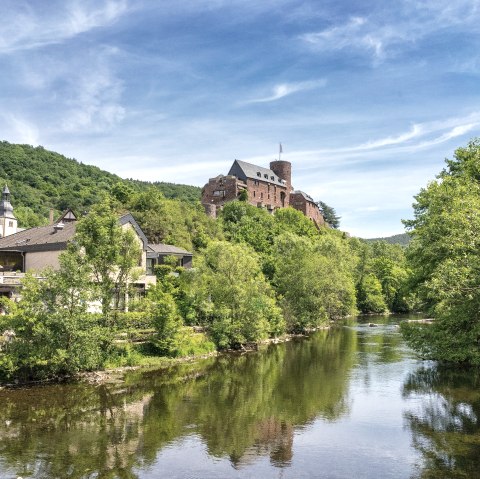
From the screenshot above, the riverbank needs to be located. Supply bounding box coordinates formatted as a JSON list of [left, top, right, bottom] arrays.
[[0, 327, 332, 389]]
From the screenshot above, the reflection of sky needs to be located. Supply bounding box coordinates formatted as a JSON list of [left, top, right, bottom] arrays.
[[143, 325, 426, 478], [2, 1, 480, 237]]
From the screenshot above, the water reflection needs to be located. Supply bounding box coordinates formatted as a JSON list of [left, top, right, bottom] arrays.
[[0, 328, 356, 478], [1, 319, 479, 478], [403, 365, 480, 479]]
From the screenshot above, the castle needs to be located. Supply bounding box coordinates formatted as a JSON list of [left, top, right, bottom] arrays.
[[201, 159, 325, 226]]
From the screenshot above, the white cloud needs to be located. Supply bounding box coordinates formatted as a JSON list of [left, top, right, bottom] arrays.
[[299, 2, 480, 62], [0, 0, 128, 54], [244, 79, 327, 104], [1, 115, 40, 146]]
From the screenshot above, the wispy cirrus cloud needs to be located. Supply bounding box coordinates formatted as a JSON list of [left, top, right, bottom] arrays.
[[300, 2, 480, 62], [0, 0, 128, 54], [244, 79, 327, 104]]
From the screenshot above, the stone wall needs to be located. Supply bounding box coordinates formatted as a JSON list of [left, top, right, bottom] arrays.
[[290, 193, 325, 227]]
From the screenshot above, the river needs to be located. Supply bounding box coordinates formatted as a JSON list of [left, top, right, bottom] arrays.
[[0, 315, 479, 478]]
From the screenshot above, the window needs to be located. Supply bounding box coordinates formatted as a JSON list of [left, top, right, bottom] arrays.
[[264, 174, 268, 179], [8, 221, 13, 227], [146, 258, 155, 275], [271, 176, 274, 180], [261, 192, 264, 199], [257, 172, 261, 177], [213, 190, 225, 197], [253, 191, 256, 197]]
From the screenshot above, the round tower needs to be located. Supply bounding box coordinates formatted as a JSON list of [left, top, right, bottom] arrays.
[[270, 160, 292, 191]]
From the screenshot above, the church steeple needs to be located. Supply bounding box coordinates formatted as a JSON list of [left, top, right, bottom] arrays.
[[0, 184, 17, 238]]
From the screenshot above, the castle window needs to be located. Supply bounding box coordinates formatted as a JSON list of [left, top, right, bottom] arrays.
[[253, 191, 256, 197], [213, 190, 225, 197], [261, 192, 263, 199]]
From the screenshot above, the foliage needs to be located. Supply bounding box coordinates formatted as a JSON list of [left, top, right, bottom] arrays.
[[125, 187, 222, 251], [317, 200, 341, 228], [364, 233, 410, 246], [0, 141, 200, 227], [0, 250, 110, 381], [356, 274, 388, 313], [274, 233, 357, 331], [190, 241, 285, 348], [74, 199, 143, 319], [402, 138, 480, 364]]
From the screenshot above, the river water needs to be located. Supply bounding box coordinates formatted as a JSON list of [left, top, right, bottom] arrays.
[[1, 315, 479, 479]]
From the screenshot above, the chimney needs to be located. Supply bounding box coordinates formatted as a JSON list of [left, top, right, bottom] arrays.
[[53, 221, 65, 233], [49, 209, 55, 225]]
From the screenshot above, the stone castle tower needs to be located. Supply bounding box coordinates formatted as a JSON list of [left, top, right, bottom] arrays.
[[0, 185, 17, 238]]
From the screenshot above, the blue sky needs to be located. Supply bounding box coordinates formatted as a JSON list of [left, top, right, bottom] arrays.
[[1, 0, 479, 237]]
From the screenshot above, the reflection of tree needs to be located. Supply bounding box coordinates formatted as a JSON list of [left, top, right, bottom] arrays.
[[403, 366, 480, 479], [0, 328, 357, 477]]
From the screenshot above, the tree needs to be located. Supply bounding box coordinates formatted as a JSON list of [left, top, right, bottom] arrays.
[[0, 246, 108, 381], [191, 241, 284, 348], [402, 139, 480, 364], [274, 233, 356, 331], [317, 200, 340, 228], [74, 198, 143, 320]]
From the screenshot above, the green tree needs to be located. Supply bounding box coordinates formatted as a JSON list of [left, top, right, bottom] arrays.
[[317, 200, 340, 228], [274, 233, 357, 331], [0, 247, 108, 381], [74, 199, 143, 320], [191, 241, 285, 348], [402, 139, 480, 364], [356, 274, 387, 313]]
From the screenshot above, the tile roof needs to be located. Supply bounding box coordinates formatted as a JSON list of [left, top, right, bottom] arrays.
[[147, 244, 192, 255], [0, 222, 76, 251]]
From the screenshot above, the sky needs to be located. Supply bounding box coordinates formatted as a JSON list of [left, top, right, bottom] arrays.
[[0, 0, 479, 238]]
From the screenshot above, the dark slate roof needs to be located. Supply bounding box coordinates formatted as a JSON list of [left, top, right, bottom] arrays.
[[292, 190, 316, 203], [228, 160, 286, 186], [0, 222, 76, 252], [0, 212, 149, 252], [147, 243, 193, 256]]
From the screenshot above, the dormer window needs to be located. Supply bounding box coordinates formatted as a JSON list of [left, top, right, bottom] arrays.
[[264, 174, 268, 179], [270, 176, 274, 180], [257, 172, 261, 177]]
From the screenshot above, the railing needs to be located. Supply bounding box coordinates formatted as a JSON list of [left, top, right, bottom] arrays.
[[0, 272, 26, 286]]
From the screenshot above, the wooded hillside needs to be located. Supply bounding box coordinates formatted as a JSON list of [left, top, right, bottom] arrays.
[[0, 141, 201, 226]]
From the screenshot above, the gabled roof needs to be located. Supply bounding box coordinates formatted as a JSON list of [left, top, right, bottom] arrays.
[[0, 212, 149, 252], [228, 160, 286, 185], [292, 190, 316, 203], [119, 213, 149, 251], [57, 208, 77, 223], [147, 243, 193, 256], [0, 222, 76, 252]]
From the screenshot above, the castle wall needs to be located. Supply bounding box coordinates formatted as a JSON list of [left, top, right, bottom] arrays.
[[290, 193, 325, 227], [201, 175, 241, 207], [245, 178, 289, 210]]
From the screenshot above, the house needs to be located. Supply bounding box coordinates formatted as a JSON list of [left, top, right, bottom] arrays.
[[201, 159, 325, 226], [0, 187, 177, 299], [147, 244, 193, 273]]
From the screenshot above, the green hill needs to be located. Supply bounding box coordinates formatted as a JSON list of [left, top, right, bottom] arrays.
[[0, 141, 201, 226], [364, 233, 410, 246]]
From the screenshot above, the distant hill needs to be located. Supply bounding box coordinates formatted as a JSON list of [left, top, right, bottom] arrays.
[[0, 141, 201, 226], [364, 233, 410, 246]]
